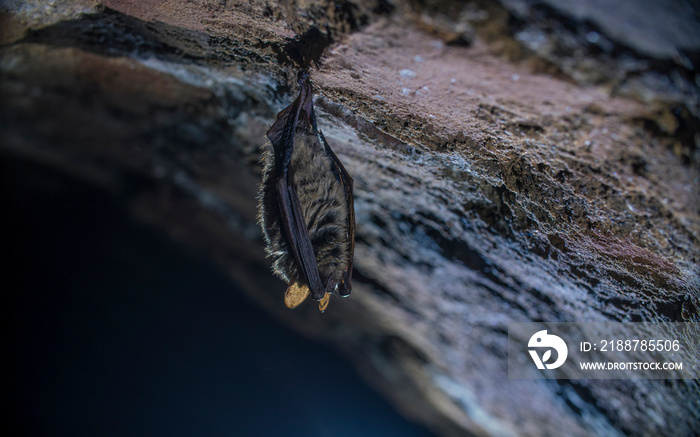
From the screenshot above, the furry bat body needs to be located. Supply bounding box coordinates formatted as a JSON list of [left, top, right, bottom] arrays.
[[258, 73, 355, 312]]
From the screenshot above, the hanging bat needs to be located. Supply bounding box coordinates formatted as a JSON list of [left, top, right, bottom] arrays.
[[258, 72, 355, 312]]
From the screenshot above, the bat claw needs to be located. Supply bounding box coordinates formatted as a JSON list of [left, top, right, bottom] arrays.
[[318, 292, 330, 312]]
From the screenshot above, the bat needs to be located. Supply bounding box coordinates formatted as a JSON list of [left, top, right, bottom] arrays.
[[258, 71, 355, 312]]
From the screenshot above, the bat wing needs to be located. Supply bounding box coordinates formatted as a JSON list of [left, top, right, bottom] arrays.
[[266, 72, 315, 176], [320, 131, 355, 296], [276, 174, 326, 299]]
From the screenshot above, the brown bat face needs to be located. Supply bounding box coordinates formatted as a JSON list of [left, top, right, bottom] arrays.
[[258, 73, 355, 312]]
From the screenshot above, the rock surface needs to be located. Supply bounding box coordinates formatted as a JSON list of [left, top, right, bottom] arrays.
[[2, 1, 699, 436]]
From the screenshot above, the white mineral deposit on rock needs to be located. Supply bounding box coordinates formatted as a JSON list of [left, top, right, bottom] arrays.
[[399, 69, 417, 78]]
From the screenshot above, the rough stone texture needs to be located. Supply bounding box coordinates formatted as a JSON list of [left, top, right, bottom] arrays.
[[2, 1, 699, 436]]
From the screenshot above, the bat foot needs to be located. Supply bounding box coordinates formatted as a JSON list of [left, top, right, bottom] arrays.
[[337, 278, 351, 297]]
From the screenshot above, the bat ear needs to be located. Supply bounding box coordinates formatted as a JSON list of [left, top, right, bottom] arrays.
[[318, 292, 330, 312], [285, 282, 311, 308]]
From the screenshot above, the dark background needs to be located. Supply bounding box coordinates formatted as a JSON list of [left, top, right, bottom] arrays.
[[4, 157, 433, 437]]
